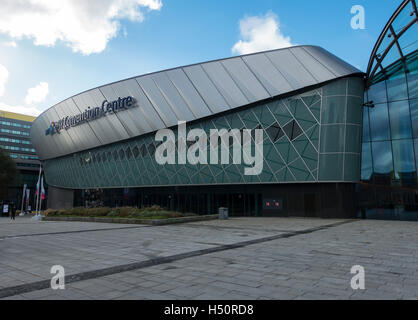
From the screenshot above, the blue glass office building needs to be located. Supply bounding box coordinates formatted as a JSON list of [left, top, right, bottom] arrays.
[[30, 0, 417, 220]]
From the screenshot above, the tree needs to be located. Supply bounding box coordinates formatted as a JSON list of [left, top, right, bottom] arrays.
[[0, 148, 17, 200]]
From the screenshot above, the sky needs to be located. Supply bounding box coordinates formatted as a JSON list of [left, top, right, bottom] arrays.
[[0, 0, 402, 117]]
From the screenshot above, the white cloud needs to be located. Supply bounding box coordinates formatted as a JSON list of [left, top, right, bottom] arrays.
[[0, 102, 41, 116], [0, 63, 42, 116], [232, 12, 294, 55], [0, 64, 9, 97], [24, 82, 49, 105], [0, 0, 162, 55], [3, 40, 17, 47]]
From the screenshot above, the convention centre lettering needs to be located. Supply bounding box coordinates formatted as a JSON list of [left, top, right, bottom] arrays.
[[45, 96, 135, 136]]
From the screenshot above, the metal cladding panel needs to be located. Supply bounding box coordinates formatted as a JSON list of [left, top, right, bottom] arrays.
[[32, 45, 363, 160], [303, 46, 361, 76], [242, 53, 294, 96], [51, 101, 78, 155], [136, 76, 180, 127], [266, 49, 318, 89], [100, 79, 154, 137], [201, 61, 249, 108], [220, 57, 270, 103], [72, 89, 130, 145], [151, 72, 196, 122], [165, 68, 212, 118], [290, 47, 336, 82], [183, 64, 230, 113], [34, 108, 67, 158], [54, 99, 100, 154], [30, 115, 49, 158]]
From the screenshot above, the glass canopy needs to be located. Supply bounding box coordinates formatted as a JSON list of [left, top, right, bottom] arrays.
[[367, 0, 418, 86]]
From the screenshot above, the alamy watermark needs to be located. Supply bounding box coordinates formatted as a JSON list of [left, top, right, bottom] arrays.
[[350, 265, 365, 290], [351, 5, 365, 30], [51, 265, 65, 290], [154, 121, 264, 176]]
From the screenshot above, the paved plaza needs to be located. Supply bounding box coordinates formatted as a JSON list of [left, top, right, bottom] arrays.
[[0, 216, 417, 300]]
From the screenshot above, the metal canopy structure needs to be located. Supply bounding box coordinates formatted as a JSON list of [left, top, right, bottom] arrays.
[[31, 45, 362, 161], [367, 0, 418, 85]]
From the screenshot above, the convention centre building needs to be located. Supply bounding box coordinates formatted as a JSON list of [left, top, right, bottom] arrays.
[[30, 0, 418, 220]]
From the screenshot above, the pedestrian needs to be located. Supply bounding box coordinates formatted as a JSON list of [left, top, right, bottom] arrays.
[[11, 203, 16, 220]]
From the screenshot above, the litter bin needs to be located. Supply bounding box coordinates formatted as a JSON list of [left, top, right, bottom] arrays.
[[219, 207, 229, 220]]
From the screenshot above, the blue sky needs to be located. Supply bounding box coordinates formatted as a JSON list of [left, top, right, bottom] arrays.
[[0, 0, 401, 116]]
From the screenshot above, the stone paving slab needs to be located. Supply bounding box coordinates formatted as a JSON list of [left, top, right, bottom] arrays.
[[0, 216, 146, 238], [2, 216, 324, 290], [1, 217, 417, 300]]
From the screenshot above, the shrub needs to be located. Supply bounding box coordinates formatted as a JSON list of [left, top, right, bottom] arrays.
[[88, 207, 111, 217], [70, 207, 87, 216], [44, 209, 58, 217], [106, 210, 119, 217]]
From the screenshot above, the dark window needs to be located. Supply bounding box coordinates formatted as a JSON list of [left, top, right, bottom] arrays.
[[283, 120, 303, 141], [140, 144, 148, 157], [126, 147, 132, 160], [148, 143, 156, 157], [266, 122, 284, 142], [119, 149, 125, 160], [133, 146, 140, 158]]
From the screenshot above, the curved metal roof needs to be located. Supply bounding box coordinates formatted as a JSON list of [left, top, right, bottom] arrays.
[[367, 0, 418, 85], [31, 45, 363, 161]]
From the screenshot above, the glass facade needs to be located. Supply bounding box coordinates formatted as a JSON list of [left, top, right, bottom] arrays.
[[360, 0, 418, 221], [43, 77, 363, 190], [0, 113, 40, 210]]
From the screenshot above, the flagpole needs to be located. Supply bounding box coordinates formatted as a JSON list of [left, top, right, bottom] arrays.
[[35, 165, 42, 216], [39, 175, 44, 214], [20, 184, 26, 215]]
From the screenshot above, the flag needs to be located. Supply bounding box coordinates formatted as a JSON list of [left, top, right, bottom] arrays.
[[41, 176, 46, 200], [26, 189, 30, 207], [22, 183, 27, 202], [35, 166, 42, 196], [35, 180, 39, 196]]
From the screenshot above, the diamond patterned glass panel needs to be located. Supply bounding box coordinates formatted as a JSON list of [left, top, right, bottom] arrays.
[[43, 78, 362, 189], [119, 149, 125, 160], [283, 120, 303, 141], [266, 122, 284, 143], [132, 146, 140, 159]]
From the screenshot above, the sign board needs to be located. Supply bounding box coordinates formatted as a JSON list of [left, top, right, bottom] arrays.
[[263, 199, 283, 211], [3, 204, 9, 214], [45, 96, 136, 135]]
